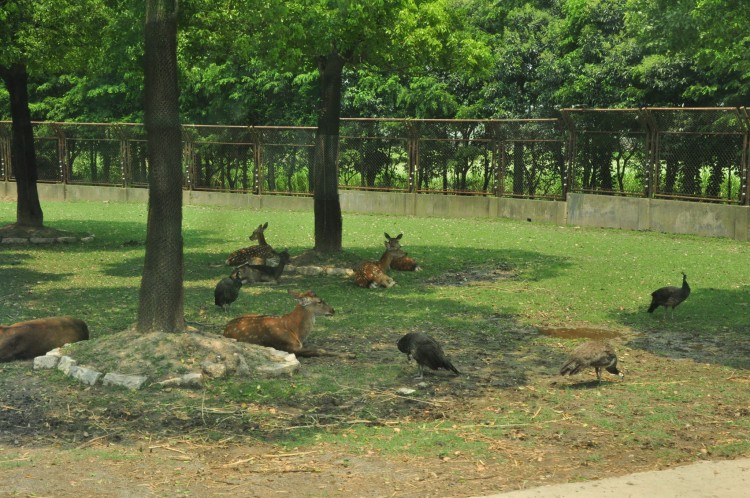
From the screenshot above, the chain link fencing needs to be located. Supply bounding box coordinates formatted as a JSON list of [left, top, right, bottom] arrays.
[[1, 108, 748, 204]]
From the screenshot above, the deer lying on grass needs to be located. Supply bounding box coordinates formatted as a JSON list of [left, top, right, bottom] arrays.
[[384, 232, 421, 271], [226, 222, 277, 266], [352, 241, 406, 288], [223, 290, 352, 358], [0, 316, 89, 362], [237, 250, 291, 284]]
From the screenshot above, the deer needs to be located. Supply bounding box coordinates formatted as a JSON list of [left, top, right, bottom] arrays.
[[236, 250, 291, 284], [223, 290, 352, 358], [226, 222, 278, 266], [352, 241, 406, 288], [0, 316, 89, 362], [384, 232, 422, 271]]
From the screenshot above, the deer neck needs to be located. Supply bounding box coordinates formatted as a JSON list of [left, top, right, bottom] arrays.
[[377, 250, 395, 271], [286, 303, 315, 340]]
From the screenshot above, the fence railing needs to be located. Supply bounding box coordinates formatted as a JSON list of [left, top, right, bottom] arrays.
[[1, 108, 748, 204]]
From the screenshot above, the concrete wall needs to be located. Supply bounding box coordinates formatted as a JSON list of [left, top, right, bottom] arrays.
[[2, 181, 748, 241]]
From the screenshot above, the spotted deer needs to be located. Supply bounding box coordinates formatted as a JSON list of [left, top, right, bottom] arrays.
[[223, 290, 351, 358], [226, 222, 277, 266], [384, 232, 421, 271], [352, 241, 406, 288], [0, 316, 89, 362]]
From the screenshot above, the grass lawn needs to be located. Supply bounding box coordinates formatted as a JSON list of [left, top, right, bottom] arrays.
[[1, 199, 749, 495]]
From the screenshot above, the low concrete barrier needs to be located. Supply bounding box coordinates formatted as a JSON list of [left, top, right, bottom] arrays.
[[1, 181, 747, 241]]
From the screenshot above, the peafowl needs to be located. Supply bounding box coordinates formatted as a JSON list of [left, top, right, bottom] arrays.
[[647, 272, 690, 319], [559, 341, 624, 383], [397, 332, 460, 379]]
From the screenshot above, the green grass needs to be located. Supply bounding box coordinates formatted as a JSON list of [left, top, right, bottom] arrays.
[[2, 198, 750, 474]]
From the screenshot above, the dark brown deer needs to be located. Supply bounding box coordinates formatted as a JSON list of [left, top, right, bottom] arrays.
[[0, 316, 89, 362], [385, 232, 421, 271], [237, 250, 291, 284], [352, 241, 406, 288], [226, 222, 277, 266], [223, 290, 351, 358]]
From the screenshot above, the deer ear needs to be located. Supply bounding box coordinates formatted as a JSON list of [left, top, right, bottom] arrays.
[[397, 233, 403, 240], [262, 222, 268, 229], [384, 232, 391, 239]]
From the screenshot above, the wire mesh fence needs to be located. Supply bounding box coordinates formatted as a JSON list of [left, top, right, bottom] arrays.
[[1, 108, 748, 204]]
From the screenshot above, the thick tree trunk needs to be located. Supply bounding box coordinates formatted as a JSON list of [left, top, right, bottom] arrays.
[[137, 0, 185, 334], [313, 51, 344, 253], [0, 63, 44, 228]]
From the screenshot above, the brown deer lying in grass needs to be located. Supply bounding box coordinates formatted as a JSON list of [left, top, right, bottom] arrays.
[[0, 316, 89, 362], [226, 222, 277, 266], [223, 290, 352, 358], [385, 232, 421, 271], [352, 241, 406, 288]]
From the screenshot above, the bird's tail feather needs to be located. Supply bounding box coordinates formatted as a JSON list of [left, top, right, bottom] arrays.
[[559, 360, 582, 376], [444, 360, 460, 375]]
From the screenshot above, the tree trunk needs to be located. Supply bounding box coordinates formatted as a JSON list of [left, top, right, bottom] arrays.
[[0, 63, 44, 227], [137, 0, 185, 334], [313, 51, 344, 253]]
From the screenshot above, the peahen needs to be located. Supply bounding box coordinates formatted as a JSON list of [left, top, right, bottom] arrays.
[[397, 332, 460, 379], [559, 341, 624, 383], [647, 272, 690, 319]]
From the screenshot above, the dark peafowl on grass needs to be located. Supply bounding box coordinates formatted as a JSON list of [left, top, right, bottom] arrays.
[[397, 332, 460, 379], [559, 340, 624, 383], [647, 272, 690, 319], [214, 269, 243, 311]]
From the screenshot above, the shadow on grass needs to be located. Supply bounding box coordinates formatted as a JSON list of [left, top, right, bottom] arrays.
[[614, 286, 750, 370]]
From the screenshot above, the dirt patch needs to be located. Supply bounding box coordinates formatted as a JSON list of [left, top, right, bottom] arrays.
[[425, 264, 517, 286], [0, 223, 81, 239]]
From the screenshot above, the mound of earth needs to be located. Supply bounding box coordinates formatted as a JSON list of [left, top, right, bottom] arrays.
[[59, 326, 299, 384], [0, 223, 80, 239]]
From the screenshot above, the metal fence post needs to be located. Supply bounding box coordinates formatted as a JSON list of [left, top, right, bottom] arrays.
[[740, 107, 750, 206], [406, 121, 417, 194], [250, 126, 261, 194]]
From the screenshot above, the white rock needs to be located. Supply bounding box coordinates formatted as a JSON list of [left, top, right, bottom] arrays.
[[56, 237, 78, 244], [1, 237, 28, 244], [201, 360, 228, 379], [157, 373, 203, 388], [81, 236, 95, 243], [69, 365, 102, 386], [326, 267, 354, 277], [29, 237, 55, 244], [57, 356, 77, 375], [296, 265, 323, 276], [396, 387, 417, 395], [45, 348, 62, 357], [102, 373, 149, 390], [33, 355, 60, 369], [256, 360, 300, 377]]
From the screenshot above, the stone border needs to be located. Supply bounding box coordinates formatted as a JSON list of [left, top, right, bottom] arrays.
[[285, 264, 354, 277], [32, 343, 301, 390], [0, 235, 95, 245]]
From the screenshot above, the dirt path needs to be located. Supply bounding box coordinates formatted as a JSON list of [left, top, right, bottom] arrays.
[[2, 440, 749, 498], [484, 457, 750, 498]]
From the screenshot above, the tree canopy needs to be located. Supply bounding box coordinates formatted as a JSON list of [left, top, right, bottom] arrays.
[[3, 0, 746, 126]]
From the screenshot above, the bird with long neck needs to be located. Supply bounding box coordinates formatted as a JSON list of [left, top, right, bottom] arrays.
[[647, 272, 690, 320]]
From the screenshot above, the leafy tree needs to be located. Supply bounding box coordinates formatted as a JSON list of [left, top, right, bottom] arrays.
[[0, 0, 105, 228], [137, 0, 185, 334]]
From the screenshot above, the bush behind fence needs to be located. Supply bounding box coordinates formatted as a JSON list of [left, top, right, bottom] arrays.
[[1, 108, 748, 204]]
